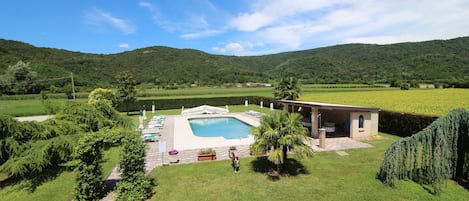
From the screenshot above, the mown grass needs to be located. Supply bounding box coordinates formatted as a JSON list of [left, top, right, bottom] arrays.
[[301, 88, 469, 116], [0, 146, 120, 201], [149, 133, 469, 201], [0, 99, 86, 117]]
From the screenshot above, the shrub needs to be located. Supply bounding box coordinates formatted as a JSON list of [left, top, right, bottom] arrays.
[[199, 148, 216, 155], [74, 133, 104, 201], [400, 83, 410, 90], [116, 132, 153, 200], [378, 110, 438, 137], [115, 172, 154, 201]]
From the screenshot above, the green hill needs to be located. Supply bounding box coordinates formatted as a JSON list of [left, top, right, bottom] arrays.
[[1, 36, 468, 89]]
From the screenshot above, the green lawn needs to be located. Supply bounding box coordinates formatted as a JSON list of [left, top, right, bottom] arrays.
[[0, 146, 120, 201], [149, 133, 469, 201]]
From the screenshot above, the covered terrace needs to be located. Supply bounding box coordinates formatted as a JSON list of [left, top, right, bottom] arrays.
[[277, 100, 380, 140]]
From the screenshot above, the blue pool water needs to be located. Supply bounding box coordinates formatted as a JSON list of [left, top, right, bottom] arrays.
[[189, 117, 252, 139]]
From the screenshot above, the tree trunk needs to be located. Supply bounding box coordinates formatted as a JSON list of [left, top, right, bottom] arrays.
[[277, 163, 282, 174]]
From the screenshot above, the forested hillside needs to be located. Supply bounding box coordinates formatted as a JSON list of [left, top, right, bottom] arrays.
[[0, 36, 468, 90]]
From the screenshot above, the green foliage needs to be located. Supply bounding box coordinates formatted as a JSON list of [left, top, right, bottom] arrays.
[[115, 71, 137, 114], [42, 99, 65, 114], [116, 131, 153, 200], [92, 100, 132, 129], [378, 108, 469, 194], [0, 115, 79, 177], [88, 88, 116, 107], [273, 77, 301, 100], [118, 132, 146, 179], [400, 83, 410, 90], [1, 135, 76, 177], [94, 127, 129, 147], [115, 172, 153, 201], [116, 96, 279, 112], [55, 101, 105, 132], [379, 110, 438, 137], [0, 61, 42, 95], [74, 133, 104, 201], [1, 37, 469, 89], [251, 110, 314, 173]]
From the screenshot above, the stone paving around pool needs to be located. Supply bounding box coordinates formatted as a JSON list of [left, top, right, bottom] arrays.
[[144, 113, 374, 170], [102, 112, 374, 201]]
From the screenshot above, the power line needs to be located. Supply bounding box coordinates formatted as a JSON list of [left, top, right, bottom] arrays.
[[0, 76, 70, 86]]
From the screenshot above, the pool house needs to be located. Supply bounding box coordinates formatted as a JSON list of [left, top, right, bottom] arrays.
[[276, 100, 380, 140]]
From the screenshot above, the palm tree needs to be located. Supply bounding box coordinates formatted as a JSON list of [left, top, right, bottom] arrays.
[[273, 77, 301, 100], [251, 110, 313, 174]]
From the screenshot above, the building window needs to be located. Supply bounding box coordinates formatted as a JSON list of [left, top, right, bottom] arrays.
[[358, 115, 364, 128]]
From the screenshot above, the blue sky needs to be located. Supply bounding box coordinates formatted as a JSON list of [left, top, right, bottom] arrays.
[[1, 0, 469, 56]]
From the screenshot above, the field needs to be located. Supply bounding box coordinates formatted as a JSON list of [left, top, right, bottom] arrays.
[[1, 87, 467, 117], [301, 88, 469, 116]]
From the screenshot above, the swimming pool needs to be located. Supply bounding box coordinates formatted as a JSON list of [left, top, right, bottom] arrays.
[[188, 117, 252, 139]]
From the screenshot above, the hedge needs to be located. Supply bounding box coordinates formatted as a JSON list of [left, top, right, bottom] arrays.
[[378, 110, 438, 137], [115, 96, 282, 112]]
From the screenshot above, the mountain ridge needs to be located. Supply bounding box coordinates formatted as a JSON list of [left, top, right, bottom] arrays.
[[1, 36, 468, 88]]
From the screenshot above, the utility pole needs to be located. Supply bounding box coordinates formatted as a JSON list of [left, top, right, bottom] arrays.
[[70, 72, 76, 100]]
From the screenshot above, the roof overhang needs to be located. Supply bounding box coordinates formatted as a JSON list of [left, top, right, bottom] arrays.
[[276, 100, 380, 112], [181, 105, 229, 115]]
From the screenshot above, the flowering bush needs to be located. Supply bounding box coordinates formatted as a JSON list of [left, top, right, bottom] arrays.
[[168, 149, 179, 155]]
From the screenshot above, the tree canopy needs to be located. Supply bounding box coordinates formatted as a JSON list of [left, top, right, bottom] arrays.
[[0, 94, 132, 178], [1, 37, 468, 90], [251, 110, 314, 174], [0, 61, 41, 95], [273, 77, 301, 100], [115, 71, 137, 115], [378, 108, 469, 194]]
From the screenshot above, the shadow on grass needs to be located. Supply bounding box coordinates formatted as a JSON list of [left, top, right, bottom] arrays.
[[455, 178, 469, 191], [103, 178, 121, 196], [0, 166, 69, 192], [250, 156, 309, 181]]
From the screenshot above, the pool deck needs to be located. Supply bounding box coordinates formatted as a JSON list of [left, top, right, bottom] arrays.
[[102, 112, 374, 200], [144, 113, 261, 171], [173, 113, 260, 150], [144, 112, 373, 171]]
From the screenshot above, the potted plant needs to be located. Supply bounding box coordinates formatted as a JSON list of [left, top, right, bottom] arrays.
[[168, 149, 179, 163], [168, 149, 179, 155], [249, 146, 266, 156], [198, 148, 216, 161]]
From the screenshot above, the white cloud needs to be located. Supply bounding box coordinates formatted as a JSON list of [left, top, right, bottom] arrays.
[[84, 8, 135, 35], [139, 0, 226, 38], [181, 30, 223, 39], [224, 0, 469, 55], [212, 41, 258, 55], [119, 43, 129, 48], [139, 1, 155, 11], [230, 0, 339, 31]]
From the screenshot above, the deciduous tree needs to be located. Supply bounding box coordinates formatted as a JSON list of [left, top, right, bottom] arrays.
[[0, 61, 41, 94], [115, 71, 137, 115]]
